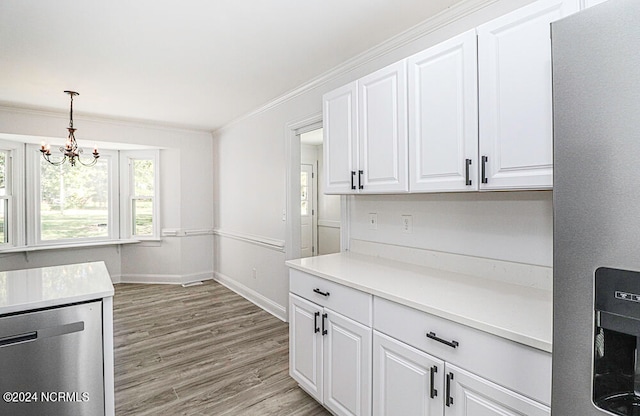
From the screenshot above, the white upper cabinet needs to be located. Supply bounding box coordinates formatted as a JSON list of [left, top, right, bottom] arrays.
[[408, 29, 478, 192], [324, 82, 358, 194], [477, 0, 580, 190], [358, 61, 409, 193], [323, 0, 581, 194]]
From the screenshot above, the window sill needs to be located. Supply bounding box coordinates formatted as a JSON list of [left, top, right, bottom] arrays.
[[0, 239, 142, 254]]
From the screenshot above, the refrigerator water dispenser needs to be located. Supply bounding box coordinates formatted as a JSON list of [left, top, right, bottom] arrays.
[[594, 267, 640, 415]]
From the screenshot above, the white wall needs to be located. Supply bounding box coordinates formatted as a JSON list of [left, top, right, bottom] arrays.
[[0, 106, 214, 283], [212, 0, 540, 318], [349, 192, 552, 267]]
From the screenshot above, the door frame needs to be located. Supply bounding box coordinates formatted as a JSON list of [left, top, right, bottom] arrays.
[[300, 162, 318, 257]]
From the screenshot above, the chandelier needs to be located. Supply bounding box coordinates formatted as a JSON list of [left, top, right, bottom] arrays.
[[40, 90, 99, 167]]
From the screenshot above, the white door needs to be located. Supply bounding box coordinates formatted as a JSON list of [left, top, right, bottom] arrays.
[[323, 82, 358, 194], [408, 29, 478, 193], [289, 294, 323, 402], [477, 0, 579, 190], [300, 164, 315, 258], [323, 309, 372, 416], [444, 364, 550, 416], [373, 331, 444, 416], [358, 61, 408, 193]]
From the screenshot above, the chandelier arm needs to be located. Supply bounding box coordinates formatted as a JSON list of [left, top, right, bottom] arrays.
[[41, 151, 67, 166], [76, 155, 100, 167]]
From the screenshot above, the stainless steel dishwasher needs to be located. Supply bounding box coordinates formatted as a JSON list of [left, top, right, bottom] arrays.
[[0, 300, 105, 416]]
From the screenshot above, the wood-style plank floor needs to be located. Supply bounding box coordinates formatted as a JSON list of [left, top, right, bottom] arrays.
[[113, 280, 330, 416]]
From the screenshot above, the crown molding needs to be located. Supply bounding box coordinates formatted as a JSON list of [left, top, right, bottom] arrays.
[[215, 0, 499, 133], [0, 103, 212, 135]]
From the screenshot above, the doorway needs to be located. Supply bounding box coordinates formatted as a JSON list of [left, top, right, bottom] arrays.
[[299, 127, 341, 258], [285, 115, 342, 262]]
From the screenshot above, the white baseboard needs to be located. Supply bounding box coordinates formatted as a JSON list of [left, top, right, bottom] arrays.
[[118, 271, 214, 285], [213, 271, 287, 322]]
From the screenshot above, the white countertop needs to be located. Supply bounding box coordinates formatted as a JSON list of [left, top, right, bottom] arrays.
[[0, 261, 114, 315], [286, 252, 552, 353]]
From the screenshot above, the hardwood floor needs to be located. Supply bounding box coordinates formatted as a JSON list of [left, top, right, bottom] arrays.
[[113, 280, 330, 416]]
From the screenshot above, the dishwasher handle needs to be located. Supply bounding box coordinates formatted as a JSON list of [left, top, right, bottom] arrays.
[[0, 331, 37, 348]]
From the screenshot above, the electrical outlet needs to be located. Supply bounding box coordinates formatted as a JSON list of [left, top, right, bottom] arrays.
[[368, 213, 378, 230], [401, 215, 413, 233], [252, 268, 257, 279]]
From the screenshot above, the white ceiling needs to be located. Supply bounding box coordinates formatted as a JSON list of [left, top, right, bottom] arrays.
[[0, 0, 460, 131]]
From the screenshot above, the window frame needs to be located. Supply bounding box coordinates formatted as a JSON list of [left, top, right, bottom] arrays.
[[27, 144, 120, 246], [119, 149, 160, 241], [0, 139, 25, 248]]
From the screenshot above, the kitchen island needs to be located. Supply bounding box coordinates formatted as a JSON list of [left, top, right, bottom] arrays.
[[0, 261, 115, 416]]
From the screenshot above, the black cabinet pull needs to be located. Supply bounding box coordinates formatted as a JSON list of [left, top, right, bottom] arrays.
[[426, 331, 459, 349], [322, 313, 328, 336], [446, 372, 454, 407], [465, 159, 472, 186], [313, 288, 330, 297], [430, 365, 438, 399], [358, 170, 364, 189], [314, 311, 320, 333], [351, 171, 356, 190], [481, 155, 488, 184]]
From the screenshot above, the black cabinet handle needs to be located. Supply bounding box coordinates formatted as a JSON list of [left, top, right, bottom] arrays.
[[313, 288, 330, 297], [314, 311, 320, 333], [322, 313, 328, 336], [358, 170, 364, 189], [430, 365, 438, 399], [351, 171, 356, 190], [465, 159, 472, 186], [426, 331, 459, 349], [446, 372, 454, 407], [481, 155, 488, 184]]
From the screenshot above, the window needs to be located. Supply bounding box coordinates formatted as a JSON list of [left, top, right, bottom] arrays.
[[29, 146, 119, 244], [0, 140, 159, 250], [0, 150, 9, 244], [120, 150, 160, 240], [0, 139, 24, 248], [38, 157, 112, 241]]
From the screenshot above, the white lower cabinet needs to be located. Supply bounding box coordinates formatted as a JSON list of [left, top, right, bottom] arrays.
[[289, 269, 551, 416], [373, 330, 550, 416], [373, 331, 443, 416], [445, 364, 550, 416], [289, 269, 372, 416], [372, 297, 551, 416]]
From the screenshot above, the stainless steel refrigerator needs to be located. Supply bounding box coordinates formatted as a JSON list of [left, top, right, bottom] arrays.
[[552, 0, 640, 415]]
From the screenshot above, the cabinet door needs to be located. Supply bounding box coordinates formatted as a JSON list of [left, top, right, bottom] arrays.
[[444, 364, 550, 416], [373, 331, 444, 416], [408, 29, 478, 193], [358, 61, 408, 193], [324, 81, 358, 194], [289, 294, 323, 401], [477, 0, 579, 190], [323, 309, 372, 416]]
